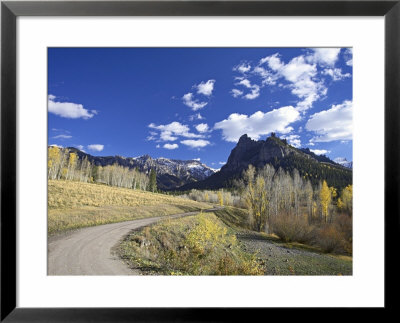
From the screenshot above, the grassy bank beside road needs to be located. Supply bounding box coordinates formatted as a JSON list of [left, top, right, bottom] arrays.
[[118, 212, 263, 275]]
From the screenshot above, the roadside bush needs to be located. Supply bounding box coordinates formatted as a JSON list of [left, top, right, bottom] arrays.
[[270, 215, 314, 243], [313, 224, 346, 253]]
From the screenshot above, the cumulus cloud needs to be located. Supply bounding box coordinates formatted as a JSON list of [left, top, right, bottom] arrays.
[[308, 48, 341, 66], [281, 134, 301, 148], [181, 139, 210, 148], [87, 144, 104, 152], [310, 149, 331, 155], [195, 123, 209, 133], [52, 134, 72, 139], [322, 68, 351, 81], [260, 53, 284, 70], [196, 79, 215, 96], [257, 54, 326, 111], [231, 89, 244, 98], [48, 95, 97, 119], [344, 48, 353, 66], [231, 77, 260, 100], [149, 121, 204, 142], [233, 63, 252, 74], [182, 93, 208, 111], [163, 143, 179, 150], [214, 106, 300, 142], [306, 100, 352, 142]]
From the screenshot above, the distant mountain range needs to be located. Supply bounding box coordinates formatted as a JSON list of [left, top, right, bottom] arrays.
[[177, 134, 352, 191], [56, 135, 352, 191], [334, 157, 353, 169], [58, 147, 216, 190]]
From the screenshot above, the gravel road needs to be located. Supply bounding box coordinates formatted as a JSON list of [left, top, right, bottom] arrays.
[[48, 209, 218, 275]]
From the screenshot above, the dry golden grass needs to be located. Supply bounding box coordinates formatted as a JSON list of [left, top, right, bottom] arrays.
[[48, 180, 212, 234]]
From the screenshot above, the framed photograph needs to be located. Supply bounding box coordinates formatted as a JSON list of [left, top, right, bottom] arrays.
[[1, 0, 398, 320]]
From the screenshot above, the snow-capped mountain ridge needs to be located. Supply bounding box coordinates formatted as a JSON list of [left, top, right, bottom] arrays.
[[334, 157, 353, 169]]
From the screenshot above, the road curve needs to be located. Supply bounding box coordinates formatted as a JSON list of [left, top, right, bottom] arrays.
[[48, 208, 220, 275]]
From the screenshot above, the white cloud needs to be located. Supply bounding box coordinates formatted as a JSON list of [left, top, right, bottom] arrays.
[[87, 144, 104, 152], [193, 158, 201, 161], [163, 143, 179, 150], [258, 54, 326, 111], [233, 63, 252, 74], [182, 93, 208, 111], [281, 134, 301, 148], [232, 77, 260, 100], [310, 149, 331, 155], [156, 144, 160, 148], [308, 48, 341, 66], [49, 144, 63, 148], [344, 48, 353, 66], [231, 89, 244, 98], [306, 100, 352, 142], [214, 106, 300, 142], [181, 139, 210, 148], [52, 134, 72, 139], [219, 161, 226, 165], [322, 68, 351, 81], [188, 113, 204, 121], [196, 79, 215, 96], [260, 53, 283, 70], [253, 66, 279, 85], [149, 121, 204, 142], [48, 95, 96, 119], [195, 123, 209, 133]]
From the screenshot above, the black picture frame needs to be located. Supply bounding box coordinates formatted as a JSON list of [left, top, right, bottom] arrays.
[[1, 0, 399, 321]]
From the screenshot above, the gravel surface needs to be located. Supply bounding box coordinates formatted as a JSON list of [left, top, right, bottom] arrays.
[[237, 232, 352, 275]]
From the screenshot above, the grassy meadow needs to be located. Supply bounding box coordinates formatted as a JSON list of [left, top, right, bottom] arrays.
[[48, 180, 211, 234]]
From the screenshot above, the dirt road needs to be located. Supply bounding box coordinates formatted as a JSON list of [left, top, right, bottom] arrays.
[[48, 209, 217, 275]]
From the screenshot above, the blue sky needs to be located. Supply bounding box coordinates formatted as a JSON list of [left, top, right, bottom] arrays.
[[48, 48, 352, 169]]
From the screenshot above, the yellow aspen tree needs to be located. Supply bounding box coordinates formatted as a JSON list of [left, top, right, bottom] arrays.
[[319, 180, 331, 223], [48, 146, 60, 180], [341, 185, 353, 215], [218, 190, 223, 206], [337, 197, 344, 211], [329, 187, 337, 199]]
